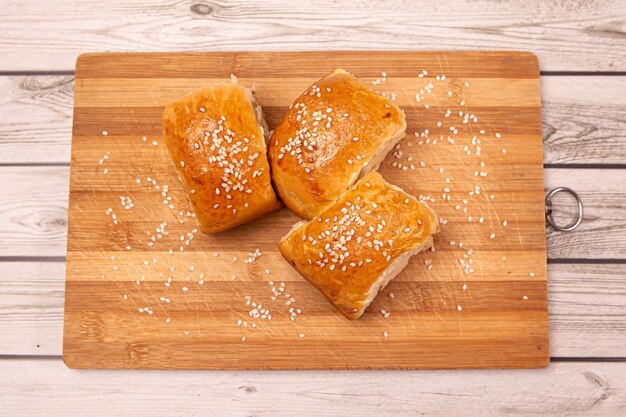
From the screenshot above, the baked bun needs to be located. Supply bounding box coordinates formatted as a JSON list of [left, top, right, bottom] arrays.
[[163, 81, 281, 233], [278, 171, 438, 320], [268, 69, 406, 219]]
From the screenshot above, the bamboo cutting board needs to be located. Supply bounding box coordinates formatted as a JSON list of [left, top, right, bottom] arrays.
[[63, 51, 548, 369]]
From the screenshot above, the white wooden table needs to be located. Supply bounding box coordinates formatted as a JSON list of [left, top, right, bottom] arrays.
[[1, 1, 625, 415]]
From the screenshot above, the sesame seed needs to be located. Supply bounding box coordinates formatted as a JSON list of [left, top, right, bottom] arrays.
[[383, 332, 389, 338], [529, 272, 536, 277], [522, 295, 529, 300], [489, 233, 496, 239], [101, 130, 108, 136], [457, 305, 463, 312]]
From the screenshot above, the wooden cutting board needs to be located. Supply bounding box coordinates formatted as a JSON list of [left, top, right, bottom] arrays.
[[63, 51, 548, 369]]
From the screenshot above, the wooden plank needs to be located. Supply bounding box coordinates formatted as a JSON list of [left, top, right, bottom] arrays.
[[1, 0, 625, 72], [0, 166, 69, 257], [0, 262, 64, 355], [2, 75, 625, 164], [545, 169, 626, 259], [2, 166, 624, 259], [541, 76, 626, 164], [62, 51, 548, 370], [1, 263, 624, 357], [0, 76, 73, 163], [548, 264, 626, 358], [0, 360, 624, 416]]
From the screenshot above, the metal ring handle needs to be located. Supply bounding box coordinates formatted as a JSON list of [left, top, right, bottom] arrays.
[[545, 187, 583, 232]]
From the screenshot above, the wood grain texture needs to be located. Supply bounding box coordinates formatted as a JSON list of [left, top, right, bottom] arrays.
[[546, 169, 626, 259], [0, 76, 73, 164], [541, 76, 626, 165], [0, 360, 625, 416], [0, 166, 69, 257], [1, 0, 625, 72], [0, 262, 65, 355], [63, 51, 548, 369], [548, 264, 626, 358], [2, 263, 624, 357], [0, 1, 623, 413], [3, 166, 624, 259], [3, 75, 625, 164]]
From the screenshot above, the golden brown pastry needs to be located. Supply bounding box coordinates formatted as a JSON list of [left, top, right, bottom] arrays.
[[163, 81, 281, 233], [268, 69, 406, 219], [279, 171, 438, 320]]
